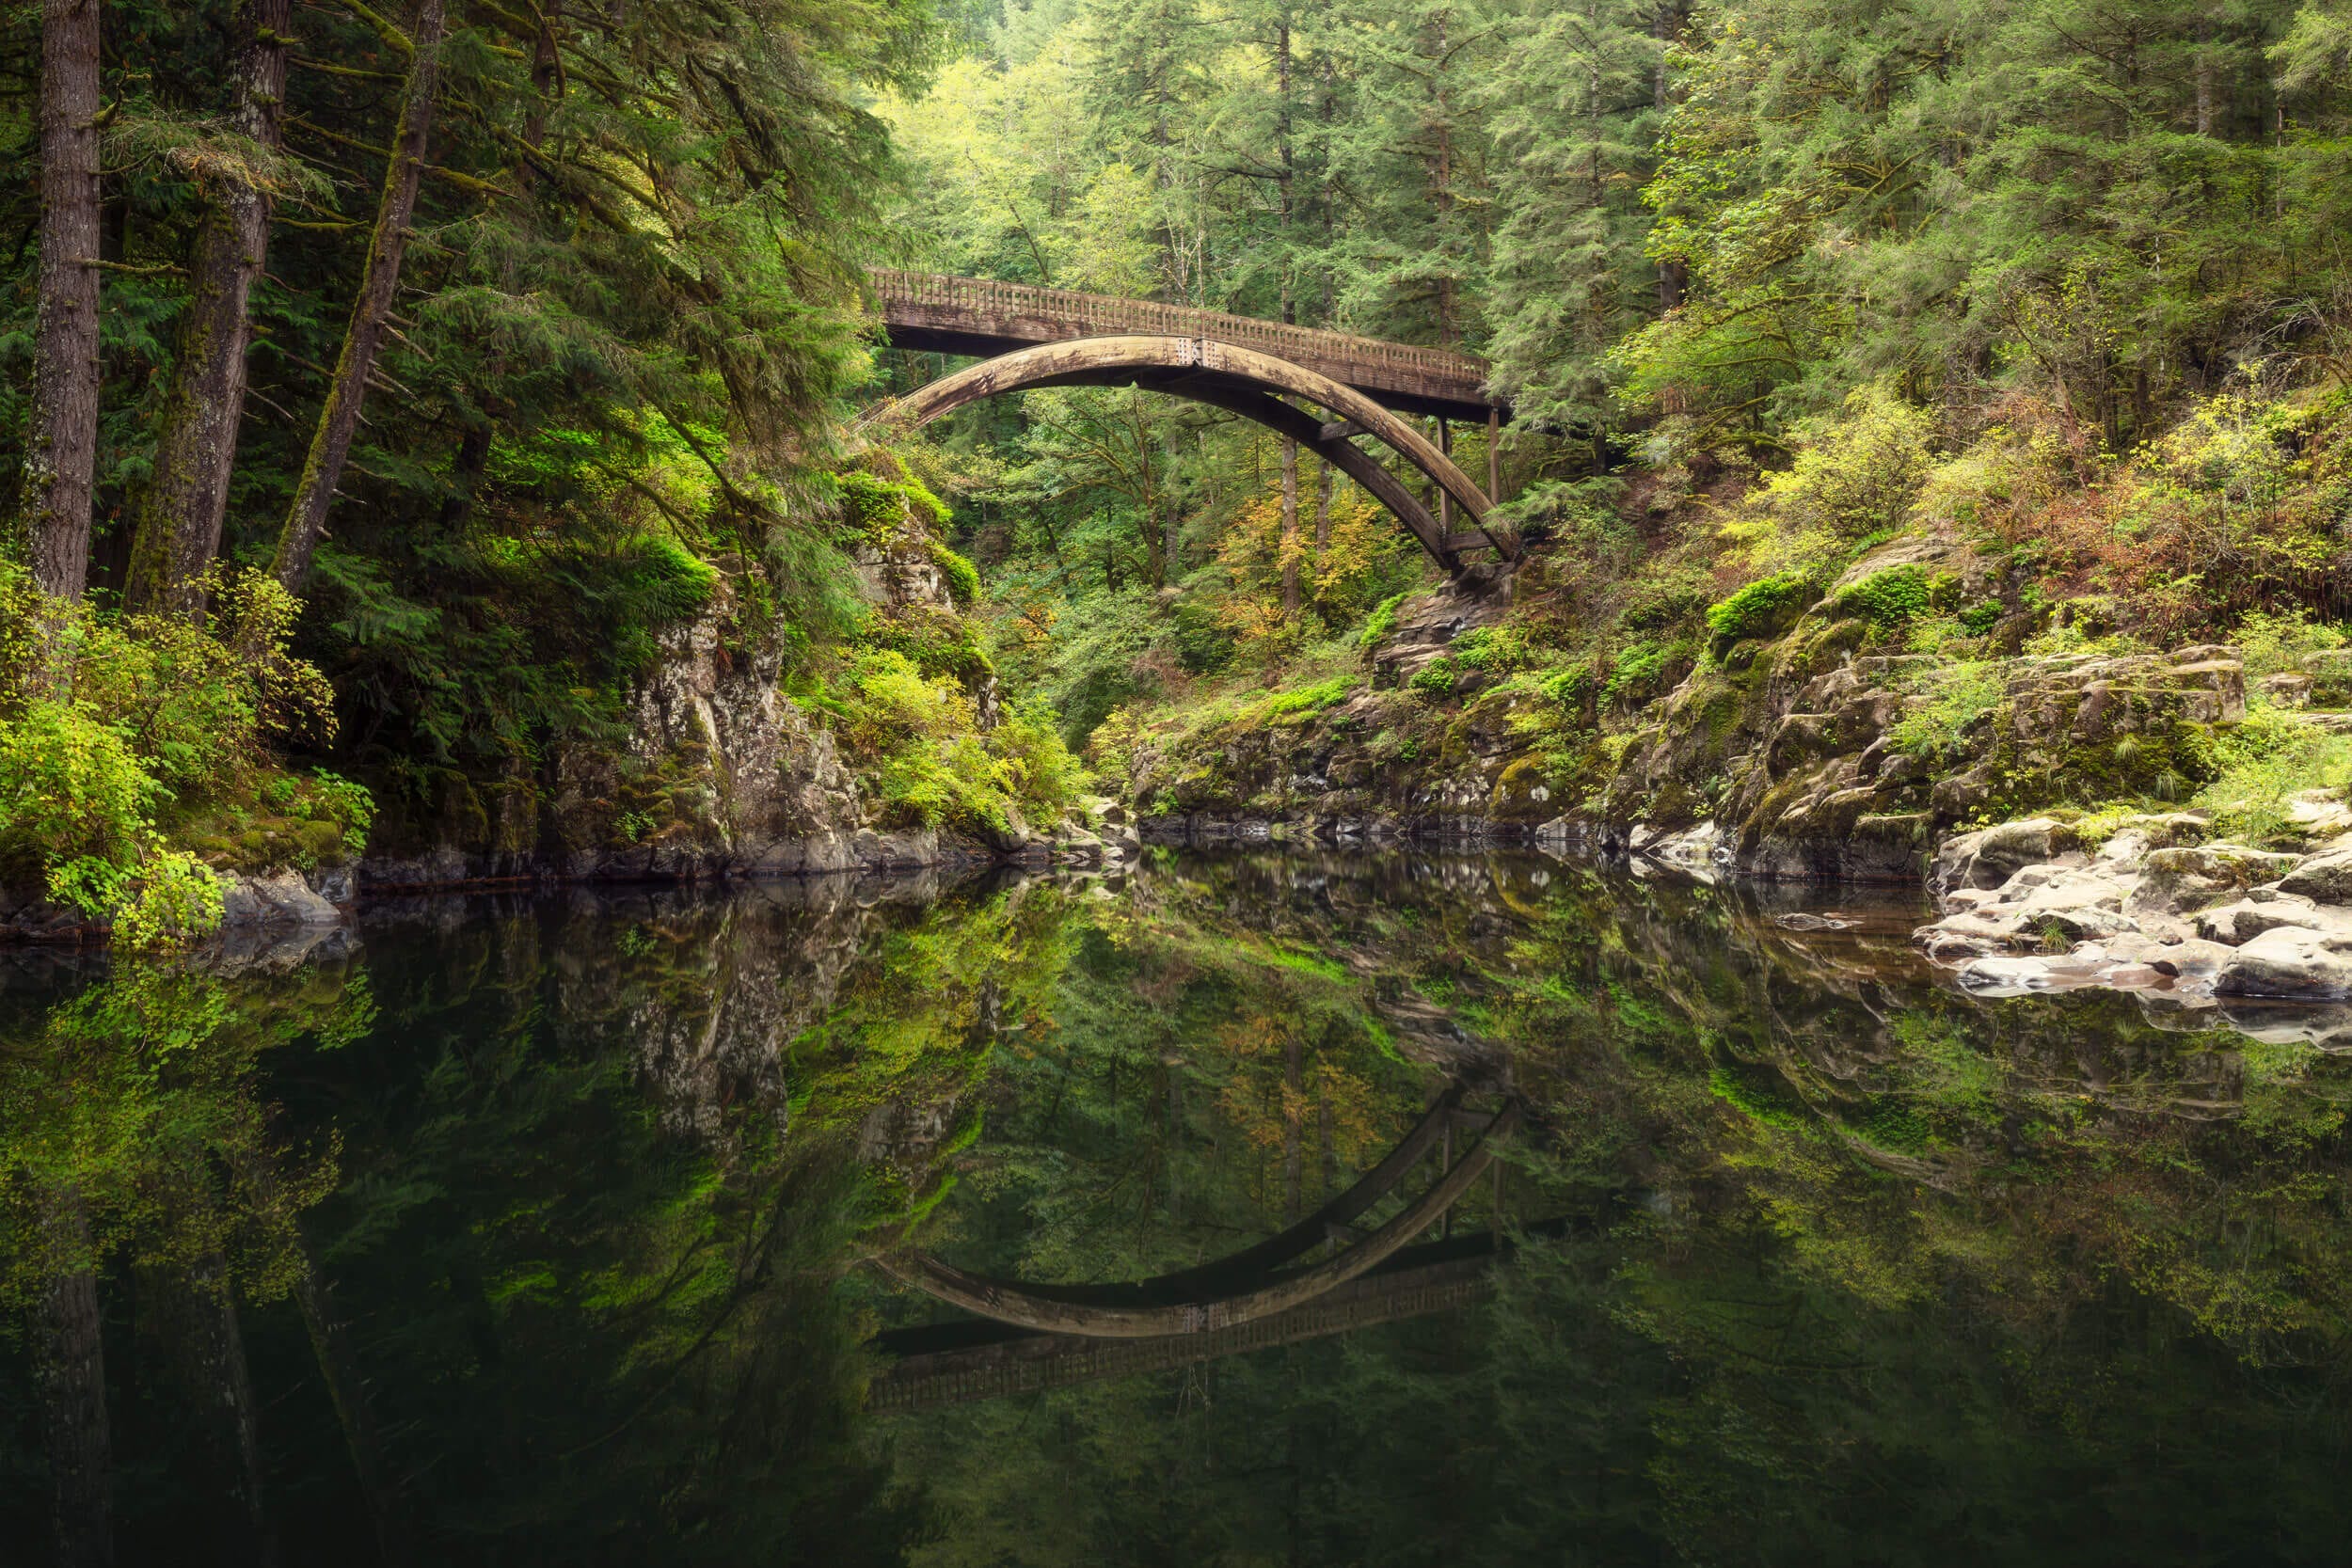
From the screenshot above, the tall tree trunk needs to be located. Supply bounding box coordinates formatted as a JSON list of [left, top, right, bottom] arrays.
[[34, 1193, 113, 1567], [1279, 435, 1300, 615], [2195, 19, 2215, 135], [1654, 0, 1686, 311], [124, 0, 293, 617], [152, 1252, 276, 1564], [295, 1244, 413, 1565], [272, 0, 448, 592], [21, 0, 103, 600], [1276, 10, 1295, 325]]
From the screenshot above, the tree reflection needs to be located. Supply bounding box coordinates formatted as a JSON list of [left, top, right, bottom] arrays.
[[4, 860, 2350, 1564]]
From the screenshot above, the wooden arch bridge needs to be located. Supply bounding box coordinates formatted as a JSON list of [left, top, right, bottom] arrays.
[[867, 270, 1519, 578], [869, 1088, 1520, 1409]]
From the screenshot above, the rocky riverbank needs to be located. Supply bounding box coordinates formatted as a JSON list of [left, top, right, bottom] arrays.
[[1910, 809, 2352, 1030], [1119, 535, 2305, 874]]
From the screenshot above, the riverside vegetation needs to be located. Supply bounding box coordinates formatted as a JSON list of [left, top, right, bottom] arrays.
[[9, 0, 2352, 938]]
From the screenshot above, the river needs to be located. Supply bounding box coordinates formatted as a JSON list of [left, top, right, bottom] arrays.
[[2, 849, 2346, 1564]]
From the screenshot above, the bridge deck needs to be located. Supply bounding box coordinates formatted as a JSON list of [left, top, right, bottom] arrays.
[[871, 270, 1500, 421]]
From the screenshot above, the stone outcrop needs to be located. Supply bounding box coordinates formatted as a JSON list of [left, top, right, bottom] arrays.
[[1127, 533, 2275, 883], [1607, 621, 2249, 882], [1912, 809, 2352, 1011], [2, 863, 358, 946], [357, 509, 1108, 892]]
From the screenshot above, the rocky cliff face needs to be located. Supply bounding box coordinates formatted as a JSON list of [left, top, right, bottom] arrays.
[[362, 522, 996, 892], [1608, 637, 2249, 881], [358, 596, 944, 891]]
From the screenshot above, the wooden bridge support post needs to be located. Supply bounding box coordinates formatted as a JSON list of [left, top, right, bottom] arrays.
[[1488, 404, 1501, 505], [1437, 419, 1453, 536], [1491, 1152, 1504, 1251], [1440, 1123, 1454, 1241]]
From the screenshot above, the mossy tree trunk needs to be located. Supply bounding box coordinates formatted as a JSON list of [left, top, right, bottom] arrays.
[[271, 0, 447, 593], [124, 0, 294, 617], [21, 0, 103, 600]]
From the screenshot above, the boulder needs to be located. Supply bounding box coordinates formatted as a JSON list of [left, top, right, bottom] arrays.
[[2190, 895, 2348, 946], [2260, 672, 2314, 708], [2122, 845, 2300, 922], [2277, 847, 2352, 905], [2214, 926, 2352, 1000], [1947, 816, 2074, 892], [219, 869, 343, 929]]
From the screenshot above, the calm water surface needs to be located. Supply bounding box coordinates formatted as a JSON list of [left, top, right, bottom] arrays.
[[3, 850, 2347, 1565]]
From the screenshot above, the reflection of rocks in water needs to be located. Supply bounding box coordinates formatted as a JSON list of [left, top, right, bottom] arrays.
[[199, 916, 357, 977], [555, 871, 957, 1140]]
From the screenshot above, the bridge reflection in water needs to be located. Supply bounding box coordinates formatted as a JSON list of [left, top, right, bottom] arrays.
[[869, 1088, 1523, 1411]]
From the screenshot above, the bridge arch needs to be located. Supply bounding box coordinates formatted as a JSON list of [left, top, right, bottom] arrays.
[[866, 335, 1519, 577], [877, 1092, 1519, 1338]]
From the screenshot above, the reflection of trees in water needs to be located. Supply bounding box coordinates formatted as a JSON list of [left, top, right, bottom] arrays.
[[1, 945, 359, 1565], [881, 852, 2352, 1568], [4, 857, 2349, 1564]]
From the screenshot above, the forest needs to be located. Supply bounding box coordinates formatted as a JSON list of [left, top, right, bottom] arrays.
[[4, 0, 2352, 931], [10, 2, 2352, 1560]]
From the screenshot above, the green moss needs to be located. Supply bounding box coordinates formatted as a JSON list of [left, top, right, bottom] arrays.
[[1359, 593, 1407, 649], [1705, 571, 1816, 644], [1256, 676, 1355, 722], [929, 540, 982, 608], [1830, 562, 1935, 625], [837, 469, 950, 547]]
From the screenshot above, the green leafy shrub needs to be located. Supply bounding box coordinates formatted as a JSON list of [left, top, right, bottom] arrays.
[[2234, 608, 2348, 678], [1754, 385, 1935, 539], [309, 770, 378, 857], [0, 561, 346, 946], [1359, 593, 1407, 649], [1958, 600, 2005, 635], [834, 651, 1085, 832], [1599, 641, 1693, 708], [0, 700, 156, 872], [1887, 663, 2005, 758], [1540, 666, 1596, 713], [107, 852, 227, 951], [1408, 657, 1459, 703], [2192, 708, 2352, 844], [1451, 625, 1534, 674], [861, 603, 994, 685], [1705, 572, 1816, 644], [990, 696, 1089, 817]]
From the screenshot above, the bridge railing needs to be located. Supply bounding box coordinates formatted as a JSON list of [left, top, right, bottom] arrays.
[[870, 269, 1492, 401]]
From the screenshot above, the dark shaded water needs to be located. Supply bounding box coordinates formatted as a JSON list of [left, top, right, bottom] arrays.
[[3, 850, 2348, 1565]]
